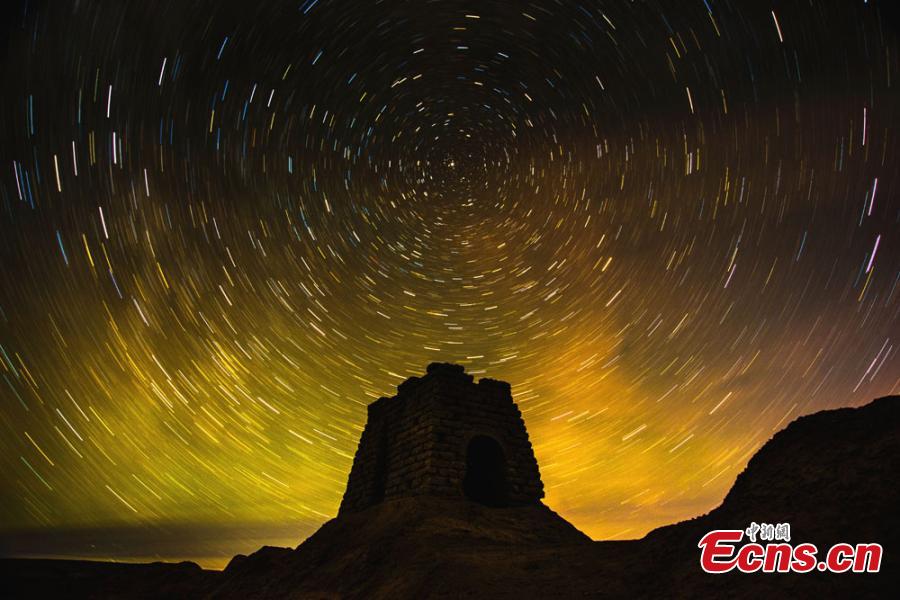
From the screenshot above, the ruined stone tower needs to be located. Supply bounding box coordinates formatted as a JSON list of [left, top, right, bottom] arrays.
[[339, 363, 544, 514]]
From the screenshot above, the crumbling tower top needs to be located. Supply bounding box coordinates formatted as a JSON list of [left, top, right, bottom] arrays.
[[339, 363, 544, 514]]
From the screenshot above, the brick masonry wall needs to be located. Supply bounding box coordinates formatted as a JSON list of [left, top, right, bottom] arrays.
[[339, 363, 544, 514]]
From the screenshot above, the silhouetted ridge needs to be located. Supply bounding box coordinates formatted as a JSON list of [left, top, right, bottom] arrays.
[[3, 367, 897, 599]]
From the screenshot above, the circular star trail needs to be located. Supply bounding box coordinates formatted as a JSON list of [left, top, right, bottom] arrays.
[[1, 0, 898, 567]]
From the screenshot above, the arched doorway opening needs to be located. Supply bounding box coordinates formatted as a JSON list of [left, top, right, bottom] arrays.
[[463, 435, 509, 507]]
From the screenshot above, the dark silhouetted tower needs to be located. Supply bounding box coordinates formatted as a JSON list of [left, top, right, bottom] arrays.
[[339, 363, 544, 514]]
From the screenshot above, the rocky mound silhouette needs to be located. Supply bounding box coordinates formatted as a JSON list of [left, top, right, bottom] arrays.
[[3, 386, 898, 598], [640, 394, 900, 598], [212, 497, 599, 598]]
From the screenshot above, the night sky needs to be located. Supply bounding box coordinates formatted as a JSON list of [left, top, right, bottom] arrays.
[[1, 0, 898, 568]]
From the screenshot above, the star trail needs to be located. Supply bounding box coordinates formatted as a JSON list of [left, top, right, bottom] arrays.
[[0, 0, 898, 567]]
